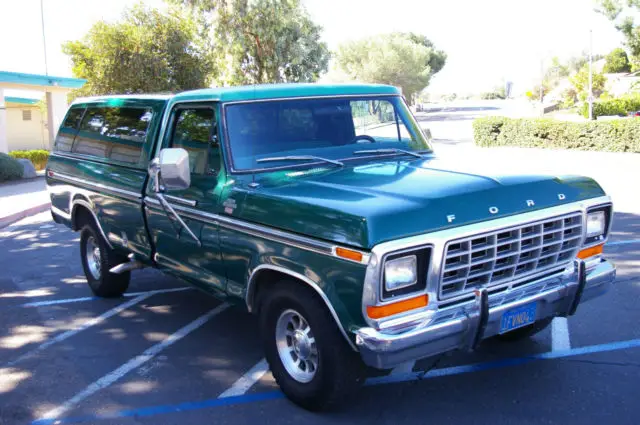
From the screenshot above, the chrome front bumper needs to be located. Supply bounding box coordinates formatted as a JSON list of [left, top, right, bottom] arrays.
[[355, 259, 615, 369]]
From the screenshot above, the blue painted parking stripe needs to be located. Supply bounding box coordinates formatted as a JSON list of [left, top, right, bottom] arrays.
[[31, 337, 640, 424], [366, 337, 640, 386]]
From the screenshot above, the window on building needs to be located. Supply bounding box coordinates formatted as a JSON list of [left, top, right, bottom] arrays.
[[22, 110, 32, 121]]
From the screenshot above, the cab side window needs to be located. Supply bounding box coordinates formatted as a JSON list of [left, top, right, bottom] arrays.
[[170, 107, 219, 175], [54, 107, 85, 152], [72, 106, 153, 166]]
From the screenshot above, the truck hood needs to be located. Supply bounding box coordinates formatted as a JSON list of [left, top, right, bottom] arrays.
[[233, 156, 605, 249]]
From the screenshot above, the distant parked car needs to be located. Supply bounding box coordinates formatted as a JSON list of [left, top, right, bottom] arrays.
[[628, 111, 640, 117]]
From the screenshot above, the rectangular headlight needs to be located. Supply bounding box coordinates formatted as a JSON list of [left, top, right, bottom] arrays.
[[586, 211, 606, 238], [384, 255, 417, 291]]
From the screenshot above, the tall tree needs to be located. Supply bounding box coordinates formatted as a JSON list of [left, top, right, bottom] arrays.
[[335, 33, 447, 104], [172, 0, 330, 85], [63, 4, 210, 97], [595, 0, 640, 66], [569, 64, 607, 100], [603, 47, 632, 73]]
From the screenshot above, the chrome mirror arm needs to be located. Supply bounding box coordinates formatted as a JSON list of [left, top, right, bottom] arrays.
[[155, 192, 201, 247], [148, 157, 201, 246]]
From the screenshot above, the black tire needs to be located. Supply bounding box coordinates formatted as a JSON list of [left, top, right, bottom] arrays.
[[79, 223, 130, 298], [259, 281, 365, 411], [495, 317, 554, 342]]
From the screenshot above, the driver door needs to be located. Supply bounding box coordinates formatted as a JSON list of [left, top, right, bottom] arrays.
[[144, 103, 227, 296]]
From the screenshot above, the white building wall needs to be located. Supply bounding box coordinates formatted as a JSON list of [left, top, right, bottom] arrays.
[[0, 89, 6, 153], [6, 105, 48, 151]]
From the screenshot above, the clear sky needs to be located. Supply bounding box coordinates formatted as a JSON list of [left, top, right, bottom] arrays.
[[0, 0, 624, 97]]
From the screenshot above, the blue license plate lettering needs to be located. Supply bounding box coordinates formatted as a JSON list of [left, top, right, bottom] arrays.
[[500, 302, 538, 334]]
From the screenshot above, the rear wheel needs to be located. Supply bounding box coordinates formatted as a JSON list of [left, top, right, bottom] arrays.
[[79, 223, 130, 298], [495, 317, 554, 341], [259, 281, 365, 411]]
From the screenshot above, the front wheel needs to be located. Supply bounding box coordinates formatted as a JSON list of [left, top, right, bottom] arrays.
[[259, 281, 365, 411]]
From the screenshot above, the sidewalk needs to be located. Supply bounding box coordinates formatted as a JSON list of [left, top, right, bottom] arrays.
[[0, 175, 50, 228]]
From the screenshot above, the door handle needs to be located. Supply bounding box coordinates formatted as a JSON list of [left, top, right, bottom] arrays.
[[164, 195, 197, 207]]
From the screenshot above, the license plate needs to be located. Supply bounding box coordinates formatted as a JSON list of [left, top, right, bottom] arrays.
[[500, 302, 537, 334]]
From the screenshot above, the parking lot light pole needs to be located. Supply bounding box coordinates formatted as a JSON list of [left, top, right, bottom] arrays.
[[588, 29, 593, 121], [41, 0, 48, 75]]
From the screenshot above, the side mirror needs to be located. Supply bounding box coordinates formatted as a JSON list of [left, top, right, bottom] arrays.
[[149, 148, 191, 192]]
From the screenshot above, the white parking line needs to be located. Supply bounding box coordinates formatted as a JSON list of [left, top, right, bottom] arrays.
[[551, 317, 571, 352], [218, 358, 270, 398], [6, 293, 153, 367], [37, 303, 229, 421], [21, 287, 192, 308]]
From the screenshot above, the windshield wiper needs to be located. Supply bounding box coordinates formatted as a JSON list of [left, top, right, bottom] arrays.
[[352, 148, 424, 159], [256, 155, 344, 167]]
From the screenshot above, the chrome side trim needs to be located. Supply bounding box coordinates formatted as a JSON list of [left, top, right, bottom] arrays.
[[246, 264, 357, 351], [362, 195, 613, 329], [49, 171, 141, 201], [144, 196, 368, 263], [71, 199, 114, 249]]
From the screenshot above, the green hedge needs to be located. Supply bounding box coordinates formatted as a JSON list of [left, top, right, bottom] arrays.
[[9, 150, 49, 170], [579, 94, 640, 119], [0, 152, 24, 182], [473, 116, 640, 153]]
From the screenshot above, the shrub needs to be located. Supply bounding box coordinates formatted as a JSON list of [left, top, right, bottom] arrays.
[[0, 152, 24, 182], [472, 116, 640, 153], [579, 94, 640, 119], [8, 150, 49, 170], [603, 48, 631, 74]]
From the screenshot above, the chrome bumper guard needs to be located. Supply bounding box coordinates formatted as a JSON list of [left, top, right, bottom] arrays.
[[355, 259, 615, 369]]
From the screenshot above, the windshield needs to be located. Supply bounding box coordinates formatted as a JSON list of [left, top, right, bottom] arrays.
[[224, 96, 432, 171]]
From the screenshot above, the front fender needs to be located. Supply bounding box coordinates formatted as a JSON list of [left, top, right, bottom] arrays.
[[218, 225, 368, 349]]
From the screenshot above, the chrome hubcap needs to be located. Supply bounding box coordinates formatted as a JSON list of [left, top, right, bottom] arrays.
[[85, 236, 102, 280], [275, 309, 318, 383]]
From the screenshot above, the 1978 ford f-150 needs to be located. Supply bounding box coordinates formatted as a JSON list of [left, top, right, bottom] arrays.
[[46, 83, 615, 410]]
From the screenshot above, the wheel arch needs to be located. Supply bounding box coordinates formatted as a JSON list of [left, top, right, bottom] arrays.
[[71, 198, 113, 249], [247, 264, 357, 351]]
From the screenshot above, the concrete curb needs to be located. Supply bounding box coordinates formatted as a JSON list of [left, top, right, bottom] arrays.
[[0, 202, 51, 229]]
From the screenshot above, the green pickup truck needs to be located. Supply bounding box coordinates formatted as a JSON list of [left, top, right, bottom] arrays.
[[46, 84, 615, 410]]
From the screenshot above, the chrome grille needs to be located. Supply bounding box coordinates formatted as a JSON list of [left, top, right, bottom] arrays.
[[439, 213, 583, 300]]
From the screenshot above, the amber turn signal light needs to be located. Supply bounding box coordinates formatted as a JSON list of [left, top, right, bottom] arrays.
[[577, 243, 604, 259], [335, 247, 363, 262], [367, 294, 429, 319]]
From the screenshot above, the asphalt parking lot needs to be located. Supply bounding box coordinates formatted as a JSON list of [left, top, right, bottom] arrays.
[[1, 205, 639, 425]]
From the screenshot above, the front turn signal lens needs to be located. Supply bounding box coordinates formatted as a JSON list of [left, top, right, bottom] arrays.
[[366, 294, 428, 319], [335, 247, 363, 263], [577, 243, 604, 259]]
